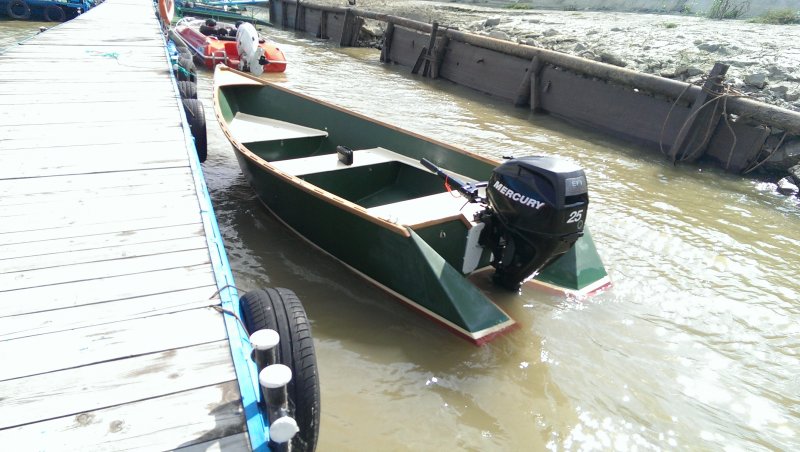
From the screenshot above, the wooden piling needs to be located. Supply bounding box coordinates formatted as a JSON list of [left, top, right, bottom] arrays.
[[318, 10, 328, 39], [380, 21, 395, 63], [293, 1, 302, 31], [422, 22, 439, 77], [514, 56, 541, 108], [669, 63, 728, 163]]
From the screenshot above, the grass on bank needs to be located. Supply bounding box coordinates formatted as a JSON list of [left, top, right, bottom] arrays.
[[505, 2, 533, 9], [751, 9, 800, 24], [706, 0, 750, 19]]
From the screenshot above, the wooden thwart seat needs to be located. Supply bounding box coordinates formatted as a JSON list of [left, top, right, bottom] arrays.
[[367, 191, 483, 228], [269, 147, 421, 176], [229, 112, 328, 143]]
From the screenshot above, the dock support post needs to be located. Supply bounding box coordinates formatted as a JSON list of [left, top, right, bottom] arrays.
[[514, 56, 541, 108], [669, 62, 729, 163], [268, 0, 277, 24], [318, 10, 328, 39], [430, 35, 449, 79], [380, 21, 395, 63], [412, 22, 442, 77], [260, 364, 292, 425], [340, 8, 362, 46], [422, 21, 438, 78], [250, 329, 279, 373], [281, 0, 289, 28], [293, 1, 302, 31]]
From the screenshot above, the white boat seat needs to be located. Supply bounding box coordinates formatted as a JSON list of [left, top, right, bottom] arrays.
[[367, 191, 484, 229], [230, 112, 328, 143], [269, 147, 424, 176]]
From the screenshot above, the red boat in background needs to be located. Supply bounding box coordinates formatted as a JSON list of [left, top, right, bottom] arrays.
[[174, 17, 287, 74]]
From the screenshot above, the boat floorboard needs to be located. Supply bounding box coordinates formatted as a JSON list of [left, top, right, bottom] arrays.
[[0, 0, 254, 449]]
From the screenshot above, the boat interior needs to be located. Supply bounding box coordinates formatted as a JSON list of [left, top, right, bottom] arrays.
[[228, 111, 484, 230]]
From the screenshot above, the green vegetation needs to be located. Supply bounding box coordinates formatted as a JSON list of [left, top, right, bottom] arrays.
[[506, 2, 533, 9], [707, 0, 750, 19], [751, 9, 800, 24], [663, 22, 678, 28]]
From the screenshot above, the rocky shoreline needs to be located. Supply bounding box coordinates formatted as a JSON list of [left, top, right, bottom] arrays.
[[308, 0, 800, 195]]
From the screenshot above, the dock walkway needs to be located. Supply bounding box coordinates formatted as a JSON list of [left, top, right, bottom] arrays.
[[0, 1, 263, 450]]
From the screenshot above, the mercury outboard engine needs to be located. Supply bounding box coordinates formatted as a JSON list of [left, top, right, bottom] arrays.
[[421, 156, 589, 291], [480, 156, 588, 290]]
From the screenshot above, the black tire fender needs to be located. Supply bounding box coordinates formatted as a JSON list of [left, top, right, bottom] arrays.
[[6, 0, 31, 19], [240, 288, 320, 452], [181, 99, 207, 163], [176, 80, 197, 100], [175, 52, 197, 82], [43, 5, 65, 22]]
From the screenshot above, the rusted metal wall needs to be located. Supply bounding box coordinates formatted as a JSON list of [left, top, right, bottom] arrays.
[[269, 0, 800, 174]]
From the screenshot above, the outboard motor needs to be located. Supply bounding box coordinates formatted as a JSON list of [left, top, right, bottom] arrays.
[[420, 156, 588, 291], [236, 22, 265, 75], [480, 156, 588, 290]]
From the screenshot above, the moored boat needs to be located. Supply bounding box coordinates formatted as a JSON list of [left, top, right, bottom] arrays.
[[175, 16, 286, 74], [214, 66, 611, 344]]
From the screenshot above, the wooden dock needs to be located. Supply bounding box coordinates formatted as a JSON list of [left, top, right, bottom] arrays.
[[0, 1, 265, 450]]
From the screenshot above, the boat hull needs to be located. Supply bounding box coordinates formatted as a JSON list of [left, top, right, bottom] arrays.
[[214, 66, 611, 343], [230, 148, 516, 344], [175, 18, 286, 72]]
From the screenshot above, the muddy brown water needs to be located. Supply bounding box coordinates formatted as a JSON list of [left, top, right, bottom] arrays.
[[3, 17, 800, 451]]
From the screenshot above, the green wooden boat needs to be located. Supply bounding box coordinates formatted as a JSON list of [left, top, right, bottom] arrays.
[[213, 66, 611, 344]]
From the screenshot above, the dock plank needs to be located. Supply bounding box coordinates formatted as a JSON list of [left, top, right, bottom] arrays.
[[0, 194, 201, 234], [0, 101, 183, 126], [0, 216, 200, 245], [0, 223, 204, 260], [0, 248, 211, 292], [0, 286, 215, 341], [0, 382, 246, 452], [0, 265, 216, 317], [0, 307, 228, 381], [0, 235, 208, 274], [176, 432, 251, 452], [0, 340, 237, 430], [0, 143, 190, 179], [0, 167, 195, 200]]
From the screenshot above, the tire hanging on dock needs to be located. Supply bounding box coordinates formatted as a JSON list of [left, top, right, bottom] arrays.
[[176, 80, 197, 100], [181, 98, 207, 163], [6, 0, 31, 19], [174, 51, 197, 83], [240, 288, 320, 452], [43, 5, 65, 22]]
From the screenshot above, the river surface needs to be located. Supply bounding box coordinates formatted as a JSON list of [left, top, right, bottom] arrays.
[[3, 15, 800, 451]]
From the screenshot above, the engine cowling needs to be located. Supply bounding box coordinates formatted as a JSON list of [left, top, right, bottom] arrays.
[[481, 156, 589, 290]]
